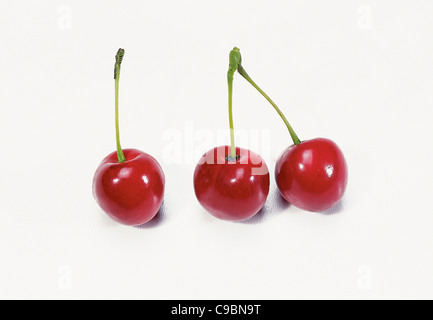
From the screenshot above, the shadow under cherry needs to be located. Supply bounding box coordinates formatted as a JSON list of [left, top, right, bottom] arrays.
[[135, 202, 167, 229], [240, 191, 291, 224], [319, 200, 343, 215]]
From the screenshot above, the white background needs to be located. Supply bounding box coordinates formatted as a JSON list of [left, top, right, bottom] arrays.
[[0, 0, 432, 299]]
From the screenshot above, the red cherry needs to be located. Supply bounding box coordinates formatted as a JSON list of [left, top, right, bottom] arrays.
[[275, 138, 348, 212], [93, 49, 165, 226], [228, 47, 348, 212], [93, 149, 165, 226], [193, 146, 270, 221]]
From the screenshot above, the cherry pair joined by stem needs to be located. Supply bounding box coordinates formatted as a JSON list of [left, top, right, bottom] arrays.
[[92, 49, 164, 226], [194, 47, 348, 220]]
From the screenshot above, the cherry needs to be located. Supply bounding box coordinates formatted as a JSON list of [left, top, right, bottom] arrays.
[[93, 149, 165, 225], [92, 49, 165, 226], [234, 49, 348, 212], [193, 48, 270, 221], [275, 138, 347, 212], [194, 146, 270, 221]]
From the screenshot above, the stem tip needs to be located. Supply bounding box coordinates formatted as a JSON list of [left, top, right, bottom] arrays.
[[114, 48, 125, 79]]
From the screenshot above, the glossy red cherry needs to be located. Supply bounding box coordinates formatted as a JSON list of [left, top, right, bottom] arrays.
[[93, 149, 164, 226], [232, 47, 348, 212], [92, 49, 165, 226], [194, 146, 270, 221], [275, 138, 347, 212], [193, 49, 269, 221]]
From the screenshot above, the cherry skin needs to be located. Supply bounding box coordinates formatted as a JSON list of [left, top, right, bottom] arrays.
[[193, 146, 270, 221], [275, 138, 347, 212], [93, 148, 165, 226]]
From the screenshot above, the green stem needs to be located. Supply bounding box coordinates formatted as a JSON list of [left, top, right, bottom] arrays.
[[227, 47, 242, 161], [114, 48, 126, 163], [237, 63, 301, 145], [227, 71, 236, 160]]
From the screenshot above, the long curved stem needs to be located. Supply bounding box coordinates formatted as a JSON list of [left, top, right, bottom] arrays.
[[237, 63, 301, 145], [114, 49, 126, 163]]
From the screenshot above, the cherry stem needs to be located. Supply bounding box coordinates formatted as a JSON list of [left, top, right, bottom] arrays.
[[114, 48, 126, 163], [236, 55, 301, 146], [227, 47, 242, 161]]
